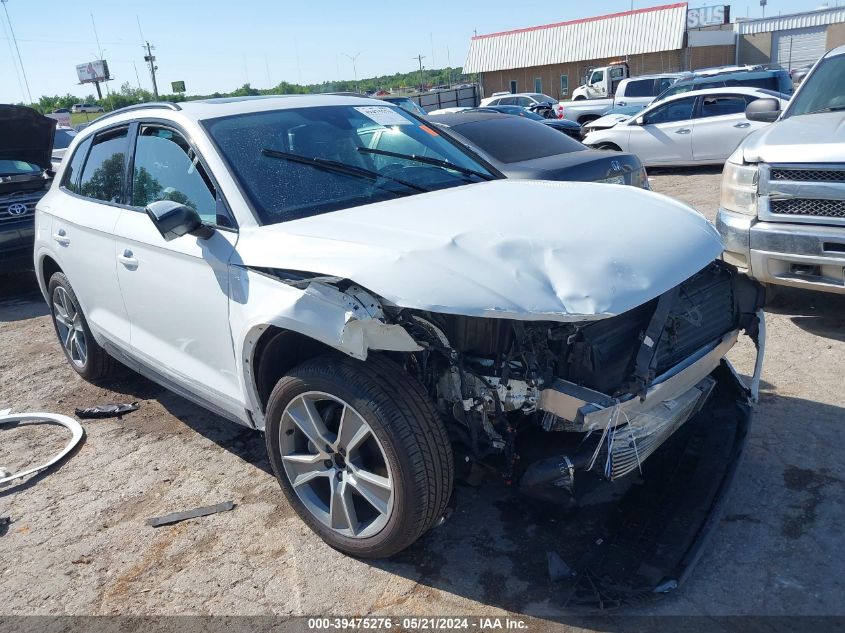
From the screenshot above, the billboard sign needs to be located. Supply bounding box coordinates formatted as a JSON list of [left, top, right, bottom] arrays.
[[76, 60, 110, 84], [171, 80, 186, 93], [687, 5, 730, 29]]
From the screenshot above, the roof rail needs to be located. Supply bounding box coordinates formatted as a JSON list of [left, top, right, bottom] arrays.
[[89, 101, 182, 125]]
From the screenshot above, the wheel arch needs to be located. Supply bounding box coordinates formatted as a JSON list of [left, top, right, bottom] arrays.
[[248, 326, 337, 421], [38, 254, 63, 301]]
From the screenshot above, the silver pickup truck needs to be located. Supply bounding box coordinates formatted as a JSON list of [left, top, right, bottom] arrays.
[[718, 44, 845, 297]]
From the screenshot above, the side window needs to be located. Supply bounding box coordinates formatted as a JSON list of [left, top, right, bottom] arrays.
[[610, 67, 625, 80], [131, 126, 223, 226], [590, 70, 604, 84], [517, 97, 533, 107], [60, 136, 93, 194], [499, 97, 517, 106], [78, 127, 128, 203], [698, 95, 748, 118], [643, 97, 696, 125]]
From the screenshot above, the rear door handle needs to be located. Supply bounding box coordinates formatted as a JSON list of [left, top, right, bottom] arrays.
[[53, 228, 70, 246], [733, 122, 751, 128], [675, 128, 691, 134], [117, 249, 138, 269]]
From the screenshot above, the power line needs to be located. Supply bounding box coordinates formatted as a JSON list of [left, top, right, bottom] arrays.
[[0, 1, 24, 101], [1, 0, 32, 104]]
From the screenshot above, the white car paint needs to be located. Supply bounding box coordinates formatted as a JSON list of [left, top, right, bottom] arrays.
[[35, 95, 723, 428], [583, 87, 789, 167]]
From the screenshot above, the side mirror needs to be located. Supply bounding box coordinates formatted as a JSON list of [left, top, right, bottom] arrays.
[[745, 98, 780, 123], [145, 200, 214, 241]]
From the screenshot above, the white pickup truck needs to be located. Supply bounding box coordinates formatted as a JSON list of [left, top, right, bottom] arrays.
[[561, 73, 684, 124], [717, 44, 845, 298]]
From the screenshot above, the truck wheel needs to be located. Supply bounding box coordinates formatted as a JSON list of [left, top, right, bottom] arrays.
[[595, 142, 622, 151], [573, 95, 586, 101], [265, 353, 453, 558], [48, 272, 114, 380]]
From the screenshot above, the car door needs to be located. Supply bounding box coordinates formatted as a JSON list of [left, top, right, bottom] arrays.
[[691, 94, 763, 162], [47, 125, 131, 346], [626, 96, 697, 166], [112, 123, 244, 419]]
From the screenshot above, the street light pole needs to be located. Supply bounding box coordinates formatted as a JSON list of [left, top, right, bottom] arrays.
[[1, 0, 32, 104], [342, 51, 362, 92]]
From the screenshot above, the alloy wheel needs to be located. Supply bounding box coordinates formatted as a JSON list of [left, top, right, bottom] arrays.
[[52, 286, 87, 368], [279, 391, 394, 538]]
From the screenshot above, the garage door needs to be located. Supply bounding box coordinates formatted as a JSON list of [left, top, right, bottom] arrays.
[[773, 26, 827, 70]]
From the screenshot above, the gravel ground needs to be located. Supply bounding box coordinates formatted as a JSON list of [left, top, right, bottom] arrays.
[[1, 169, 844, 626]]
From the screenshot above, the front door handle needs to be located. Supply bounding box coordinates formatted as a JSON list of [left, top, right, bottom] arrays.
[[675, 128, 692, 134], [616, 100, 627, 106], [734, 122, 751, 128], [53, 228, 70, 246], [117, 249, 138, 269]]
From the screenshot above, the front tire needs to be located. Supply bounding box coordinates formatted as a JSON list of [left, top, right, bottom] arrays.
[[265, 354, 453, 558], [48, 272, 114, 381]]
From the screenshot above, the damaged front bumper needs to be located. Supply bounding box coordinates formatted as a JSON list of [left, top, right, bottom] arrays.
[[532, 315, 764, 482], [548, 363, 754, 610]]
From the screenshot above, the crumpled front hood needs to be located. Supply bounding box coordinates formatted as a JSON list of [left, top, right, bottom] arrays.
[[742, 111, 845, 164], [0, 105, 57, 172], [238, 180, 723, 322]]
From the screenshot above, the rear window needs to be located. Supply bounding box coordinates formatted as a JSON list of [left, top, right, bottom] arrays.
[[623, 79, 656, 98], [449, 117, 585, 164]]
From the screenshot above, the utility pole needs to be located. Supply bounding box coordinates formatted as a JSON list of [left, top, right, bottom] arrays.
[[1, 0, 32, 104], [413, 54, 426, 92], [144, 41, 159, 98]]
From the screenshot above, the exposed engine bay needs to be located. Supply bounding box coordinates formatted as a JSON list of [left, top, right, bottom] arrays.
[[259, 260, 765, 496], [386, 260, 764, 491]]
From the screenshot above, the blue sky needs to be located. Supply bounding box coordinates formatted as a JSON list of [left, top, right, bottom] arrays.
[[0, 0, 836, 103]]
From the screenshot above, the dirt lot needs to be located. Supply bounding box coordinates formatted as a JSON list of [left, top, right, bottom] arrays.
[[1, 168, 844, 625]]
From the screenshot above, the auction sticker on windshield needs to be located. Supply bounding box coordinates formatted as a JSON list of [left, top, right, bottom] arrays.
[[355, 106, 413, 126]]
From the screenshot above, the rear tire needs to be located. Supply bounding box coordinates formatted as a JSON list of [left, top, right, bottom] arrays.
[[595, 142, 622, 151], [48, 272, 115, 381], [265, 353, 453, 558]]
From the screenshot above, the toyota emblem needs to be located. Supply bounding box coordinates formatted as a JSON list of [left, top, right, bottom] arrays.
[[7, 203, 28, 216], [610, 160, 622, 172]]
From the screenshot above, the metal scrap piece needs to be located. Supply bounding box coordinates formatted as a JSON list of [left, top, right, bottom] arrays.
[[0, 412, 84, 487], [147, 501, 235, 527], [74, 402, 140, 419]]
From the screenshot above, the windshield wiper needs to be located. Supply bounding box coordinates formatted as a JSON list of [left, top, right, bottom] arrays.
[[801, 105, 845, 115], [260, 148, 427, 193], [356, 147, 494, 181]]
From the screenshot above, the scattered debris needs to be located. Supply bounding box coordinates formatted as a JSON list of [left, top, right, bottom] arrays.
[[71, 557, 93, 565], [0, 516, 10, 537], [0, 411, 84, 487], [147, 501, 235, 527], [74, 402, 139, 419]]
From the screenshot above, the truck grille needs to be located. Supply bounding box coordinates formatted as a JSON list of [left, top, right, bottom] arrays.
[[0, 191, 43, 223], [770, 168, 845, 182], [771, 198, 845, 219]]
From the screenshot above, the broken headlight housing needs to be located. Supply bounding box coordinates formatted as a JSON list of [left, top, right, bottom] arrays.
[[720, 149, 758, 216]]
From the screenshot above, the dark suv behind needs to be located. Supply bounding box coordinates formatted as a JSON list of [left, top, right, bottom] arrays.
[[0, 105, 55, 270], [654, 68, 793, 102]]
